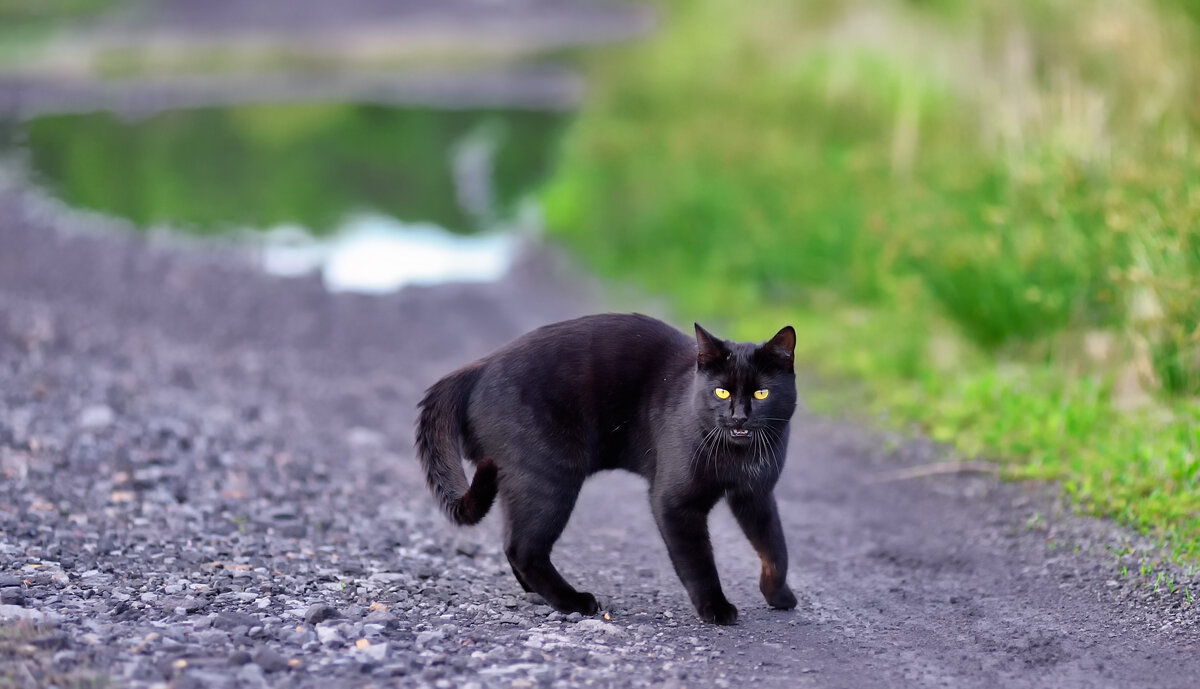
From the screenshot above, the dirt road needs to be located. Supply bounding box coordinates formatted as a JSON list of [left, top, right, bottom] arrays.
[[1, 183, 1197, 688]]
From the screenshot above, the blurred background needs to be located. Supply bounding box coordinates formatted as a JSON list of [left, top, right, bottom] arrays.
[[0, 0, 651, 291], [1, 1, 1198, 556]]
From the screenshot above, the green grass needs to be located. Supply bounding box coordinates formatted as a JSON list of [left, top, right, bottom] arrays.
[[0, 0, 120, 65], [545, 0, 1200, 562]]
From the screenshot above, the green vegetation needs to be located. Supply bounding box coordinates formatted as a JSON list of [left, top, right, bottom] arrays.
[[0, 0, 118, 64], [24, 105, 566, 234], [545, 0, 1200, 561]]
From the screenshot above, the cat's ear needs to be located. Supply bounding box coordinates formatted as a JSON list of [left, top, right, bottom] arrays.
[[763, 325, 796, 369], [694, 323, 728, 367]]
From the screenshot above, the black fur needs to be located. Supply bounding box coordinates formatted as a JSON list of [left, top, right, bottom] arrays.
[[415, 313, 798, 624]]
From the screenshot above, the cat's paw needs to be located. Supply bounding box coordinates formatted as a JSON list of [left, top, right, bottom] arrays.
[[696, 598, 739, 625], [766, 584, 797, 610], [561, 591, 599, 616]]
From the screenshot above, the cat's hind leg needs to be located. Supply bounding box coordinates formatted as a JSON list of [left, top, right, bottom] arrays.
[[499, 468, 598, 615]]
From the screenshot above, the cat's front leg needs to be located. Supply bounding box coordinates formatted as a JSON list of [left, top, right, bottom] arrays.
[[651, 490, 737, 625], [728, 490, 797, 610]]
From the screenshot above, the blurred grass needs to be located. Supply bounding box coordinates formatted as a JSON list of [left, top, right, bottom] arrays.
[[545, 0, 1200, 561], [0, 0, 117, 64]]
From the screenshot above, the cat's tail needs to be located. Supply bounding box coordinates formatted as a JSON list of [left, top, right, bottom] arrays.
[[415, 363, 497, 526]]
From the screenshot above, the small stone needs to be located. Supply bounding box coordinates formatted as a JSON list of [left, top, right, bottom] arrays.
[[316, 625, 343, 646], [364, 610, 396, 626], [575, 619, 627, 637], [415, 630, 444, 647], [175, 597, 207, 615], [253, 646, 288, 673], [0, 587, 25, 606], [194, 614, 216, 630], [0, 576, 22, 587], [0, 605, 59, 623], [195, 630, 229, 646], [228, 650, 252, 666], [78, 405, 115, 430], [304, 603, 338, 625], [362, 642, 388, 663], [213, 611, 259, 631], [238, 663, 268, 689]]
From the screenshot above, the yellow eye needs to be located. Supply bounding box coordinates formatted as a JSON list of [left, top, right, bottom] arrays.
[[753, 389, 769, 400], [714, 388, 731, 400]]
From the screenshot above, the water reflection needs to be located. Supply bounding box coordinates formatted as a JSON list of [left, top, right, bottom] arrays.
[[7, 102, 565, 292], [21, 104, 564, 235], [261, 214, 517, 293]]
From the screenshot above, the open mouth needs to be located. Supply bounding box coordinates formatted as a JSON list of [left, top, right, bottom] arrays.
[[729, 428, 752, 439]]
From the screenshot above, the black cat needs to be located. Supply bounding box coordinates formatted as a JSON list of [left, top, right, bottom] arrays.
[[415, 313, 798, 624]]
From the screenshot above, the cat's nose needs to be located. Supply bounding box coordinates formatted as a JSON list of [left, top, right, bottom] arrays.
[[731, 407, 749, 425]]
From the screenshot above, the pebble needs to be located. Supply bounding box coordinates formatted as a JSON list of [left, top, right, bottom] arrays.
[[304, 603, 339, 625], [575, 619, 628, 637], [77, 405, 115, 430], [228, 650, 252, 666], [1, 603, 62, 623], [316, 625, 343, 646], [214, 611, 260, 631], [252, 646, 289, 673], [237, 663, 268, 689], [415, 630, 444, 647], [361, 641, 389, 662], [1, 587, 26, 606], [195, 630, 230, 646]]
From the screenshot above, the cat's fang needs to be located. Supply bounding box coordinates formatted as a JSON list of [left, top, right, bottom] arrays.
[[730, 429, 751, 438]]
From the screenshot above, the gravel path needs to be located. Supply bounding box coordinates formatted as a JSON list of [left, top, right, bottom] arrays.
[[2, 183, 1199, 688]]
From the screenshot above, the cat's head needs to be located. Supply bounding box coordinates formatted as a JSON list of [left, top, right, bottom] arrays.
[[692, 323, 798, 447]]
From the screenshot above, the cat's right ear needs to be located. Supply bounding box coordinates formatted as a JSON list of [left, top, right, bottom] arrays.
[[694, 323, 728, 368]]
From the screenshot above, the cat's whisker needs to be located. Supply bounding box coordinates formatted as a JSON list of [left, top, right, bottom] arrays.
[[690, 425, 720, 478]]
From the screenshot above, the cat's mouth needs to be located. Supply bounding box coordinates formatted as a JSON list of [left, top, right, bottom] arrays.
[[729, 428, 752, 439]]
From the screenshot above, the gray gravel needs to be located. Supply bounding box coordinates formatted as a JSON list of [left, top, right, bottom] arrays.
[[2, 177, 1199, 688]]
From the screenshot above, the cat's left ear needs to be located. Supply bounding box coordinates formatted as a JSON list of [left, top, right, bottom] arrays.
[[763, 325, 796, 369]]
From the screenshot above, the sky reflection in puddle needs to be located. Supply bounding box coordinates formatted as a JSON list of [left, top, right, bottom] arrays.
[[260, 214, 518, 293]]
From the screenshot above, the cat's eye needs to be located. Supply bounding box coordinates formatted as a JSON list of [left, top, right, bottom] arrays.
[[714, 387, 731, 400], [754, 389, 769, 400]]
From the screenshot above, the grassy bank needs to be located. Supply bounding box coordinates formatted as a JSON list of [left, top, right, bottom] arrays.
[[544, 0, 1200, 565]]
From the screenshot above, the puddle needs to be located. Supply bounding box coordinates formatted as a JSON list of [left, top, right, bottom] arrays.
[[5, 102, 566, 292], [259, 214, 521, 293]]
